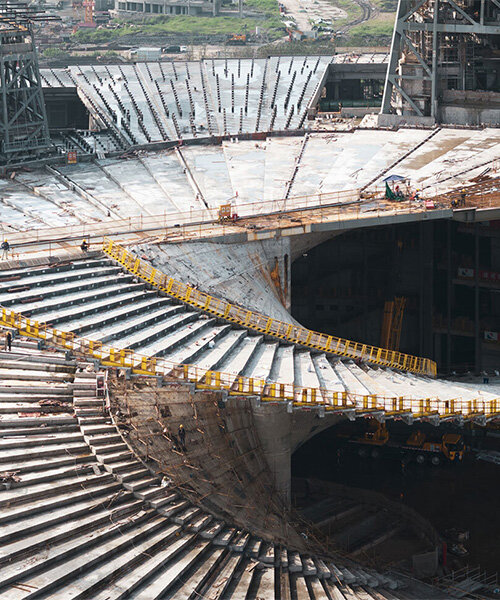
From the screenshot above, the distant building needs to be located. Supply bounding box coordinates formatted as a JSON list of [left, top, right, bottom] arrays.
[[114, 0, 220, 16]]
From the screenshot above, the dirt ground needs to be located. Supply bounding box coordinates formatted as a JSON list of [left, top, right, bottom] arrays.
[[280, 0, 347, 33]]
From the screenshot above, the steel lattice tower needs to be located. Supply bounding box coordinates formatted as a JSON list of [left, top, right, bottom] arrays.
[[0, 3, 54, 165], [381, 0, 500, 121]]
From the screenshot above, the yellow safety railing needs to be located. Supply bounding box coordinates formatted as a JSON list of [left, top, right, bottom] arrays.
[[103, 238, 438, 377], [0, 306, 497, 420]]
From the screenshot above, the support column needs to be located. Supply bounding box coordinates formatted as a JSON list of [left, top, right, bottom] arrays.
[[419, 222, 434, 358], [446, 220, 452, 373], [475, 224, 481, 375], [431, 0, 439, 118], [251, 403, 292, 503]]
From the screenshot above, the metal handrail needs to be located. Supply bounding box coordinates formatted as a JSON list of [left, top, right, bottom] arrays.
[[0, 305, 497, 419], [0, 187, 437, 250], [103, 238, 438, 377]]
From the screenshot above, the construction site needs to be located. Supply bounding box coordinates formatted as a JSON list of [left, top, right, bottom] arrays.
[[0, 1, 500, 598]]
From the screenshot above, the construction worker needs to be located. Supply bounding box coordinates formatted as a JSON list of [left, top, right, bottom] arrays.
[[80, 239, 89, 253], [5, 331, 12, 352], [1, 239, 10, 259], [178, 424, 186, 450], [460, 189, 466, 207]]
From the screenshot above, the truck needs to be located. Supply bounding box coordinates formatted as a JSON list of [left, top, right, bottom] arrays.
[[340, 420, 466, 465]]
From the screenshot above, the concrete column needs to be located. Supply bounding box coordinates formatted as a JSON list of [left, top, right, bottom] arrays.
[[474, 223, 481, 375], [419, 221, 434, 359], [251, 401, 345, 505], [251, 402, 292, 503]]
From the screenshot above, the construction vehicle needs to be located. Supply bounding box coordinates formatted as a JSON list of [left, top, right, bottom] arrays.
[[227, 34, 246, 46], [340, 421, 466, 465]]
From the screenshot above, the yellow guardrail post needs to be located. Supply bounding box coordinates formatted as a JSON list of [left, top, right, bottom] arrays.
[[99, 240, 438, 376]]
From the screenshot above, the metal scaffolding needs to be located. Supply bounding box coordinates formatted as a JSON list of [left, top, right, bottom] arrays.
[[0, 3, 56, 165], [381, 0, 500, 119]]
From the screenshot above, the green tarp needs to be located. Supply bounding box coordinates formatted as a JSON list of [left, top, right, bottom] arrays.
[[385, 181, 397, 200]]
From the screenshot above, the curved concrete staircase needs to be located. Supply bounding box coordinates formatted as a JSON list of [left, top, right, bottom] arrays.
[[0, 335, 446, 599], [0, 256, 498, 424]]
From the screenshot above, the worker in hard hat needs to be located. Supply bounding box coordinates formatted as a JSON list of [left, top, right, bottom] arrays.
[[460, 189, 466, 207], [1, 239, 10, 259], [80, 239, 89, 253], [178, 424, 186, 450]]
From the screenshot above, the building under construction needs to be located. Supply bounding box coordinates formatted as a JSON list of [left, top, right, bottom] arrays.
[[0, 6, 498, 599], [381, 0, 500, 124]]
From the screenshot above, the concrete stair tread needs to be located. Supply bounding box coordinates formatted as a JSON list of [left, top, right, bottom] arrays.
[[41, 289, 156, 327], [85, 433, 123, 445], [242, 341, 278, 380], [0, 258, 108, 280], [90, 531, 197, 600], [3, 511, 163, 598], [229, 531, 250, 552], [86, 305, 187, 345], [0, 471, 113, 508], [0, 462, 96, 489], [172, 506, 201, 525], [165, 545, 225, 600], [104, 458, 143, 474], [96, 450, 134, 463], [158, 499, 190, 518], [138, 317, 212, 358], [80, 424, 115, 435], [128, 539, 212, 600], [217, 335, 262, 380], [0, 441, 89, 461], [0, 452, 94, 474], [123, 477, 159, 491], [0, 379, 71, 389], [0, 423, 80, 437], [47, 520, 182, 600], [199, 519, 224, 539], [0, 415, 76, 428], [119, 468, 150, 483], [191, 329, 247, 375], [148, 491, 179, 510], [0, 477, 122, 526], [0, 402, 73, 414], [64, 296, 173, 335], [20, 281, 145, 316], [202, 552, 243, 598], [0, 431, 83, 449], [0, 499, 143, 567], [0, 487, 135, 545], [5, 263, 119, 290], [0, 273, 131, 306], [95, 442, 129, 455], [213, 526, 236, 547], [0, 368, 73, 381], [0, 258, 110, 285]]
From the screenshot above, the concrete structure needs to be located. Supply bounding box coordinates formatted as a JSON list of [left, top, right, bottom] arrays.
[[381, 0, 500, 124], [0, 333, 450, 598], [1, 49, 500, 598], [115, 0, 220, 16], [0, 253, 498, 501]]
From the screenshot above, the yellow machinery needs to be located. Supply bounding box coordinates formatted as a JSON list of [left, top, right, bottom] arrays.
[[347, 420, 466, 464], [406, 430, 465, 462], [380, 296, 406, 350]]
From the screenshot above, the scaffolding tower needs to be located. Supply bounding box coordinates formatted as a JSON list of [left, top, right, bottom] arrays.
[[381, 0, 500, 120], [0, 3, 56, 165]]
